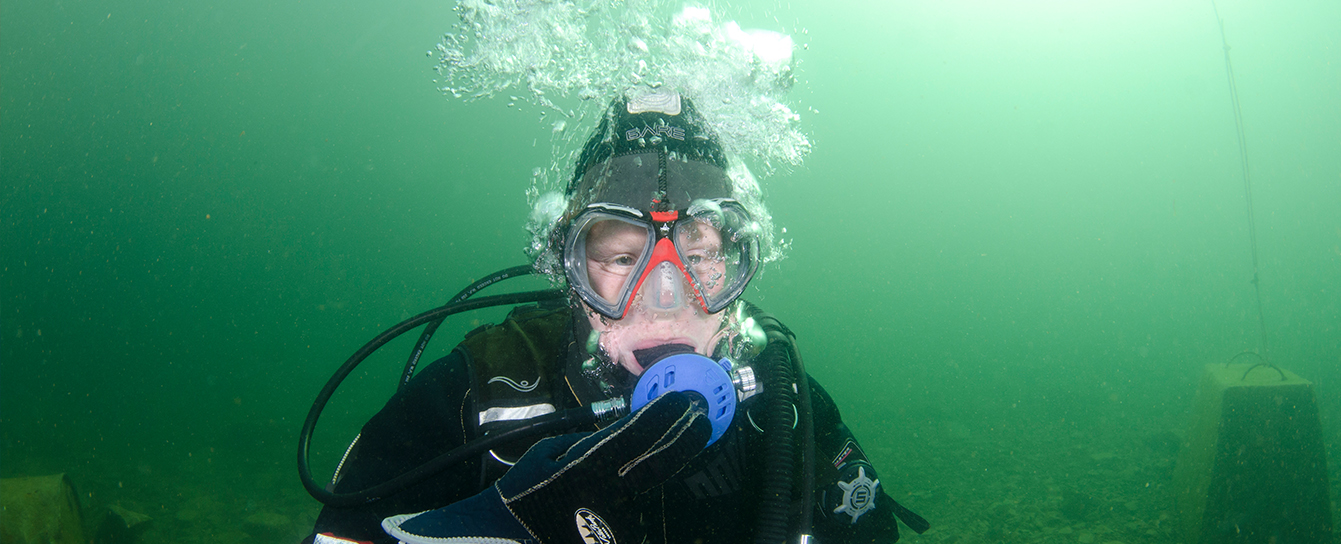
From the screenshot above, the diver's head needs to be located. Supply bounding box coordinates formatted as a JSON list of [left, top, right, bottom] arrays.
[[554, 90, 761, 375]]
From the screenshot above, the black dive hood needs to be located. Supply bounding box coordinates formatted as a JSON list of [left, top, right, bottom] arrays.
[[567, 91, 731, 213]]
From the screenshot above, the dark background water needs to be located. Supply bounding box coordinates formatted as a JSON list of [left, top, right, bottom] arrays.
[[4, 0, 1337, 542]]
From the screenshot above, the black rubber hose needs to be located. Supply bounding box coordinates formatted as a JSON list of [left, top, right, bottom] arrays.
[[753, 337, 795, 544], [746, 305, 815, 544], [400, 265, 538, 390], [789, 339, 816, 539], [400, 319, 443, 391], [309, 405, 597, 507], [298, 288, 565, 506]]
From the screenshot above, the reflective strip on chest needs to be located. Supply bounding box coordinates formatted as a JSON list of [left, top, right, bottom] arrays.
[[478, 403, 556, 426]]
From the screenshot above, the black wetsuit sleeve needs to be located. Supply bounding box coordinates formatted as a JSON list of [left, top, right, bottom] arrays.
[[303, 350, 482, 544], [808, 376, 927, 543]]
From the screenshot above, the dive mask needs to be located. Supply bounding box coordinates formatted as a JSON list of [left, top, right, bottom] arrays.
[[563, 198, 760, 320]]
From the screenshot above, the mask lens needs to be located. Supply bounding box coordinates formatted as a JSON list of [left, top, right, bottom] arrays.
[[675, 201, 758, 312], [565, 212, 652, 317]]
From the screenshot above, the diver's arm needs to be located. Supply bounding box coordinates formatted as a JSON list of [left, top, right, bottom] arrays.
[[304, 350, 483, 544], [807, 376, 929, 543]]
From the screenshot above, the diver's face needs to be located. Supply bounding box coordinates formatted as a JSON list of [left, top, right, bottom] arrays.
[[582, 218, 726, 376]]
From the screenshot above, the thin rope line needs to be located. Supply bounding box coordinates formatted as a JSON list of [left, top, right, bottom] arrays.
[[1213, 1, 1270, 361]]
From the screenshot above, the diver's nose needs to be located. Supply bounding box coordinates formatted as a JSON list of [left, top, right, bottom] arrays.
[[641, 261, 686, 312]]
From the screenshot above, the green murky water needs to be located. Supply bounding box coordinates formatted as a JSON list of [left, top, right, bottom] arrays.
[[4, 1, 1338, 542]]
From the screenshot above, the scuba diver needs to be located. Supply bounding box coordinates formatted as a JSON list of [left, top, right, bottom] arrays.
[[301, 91, 929, 544]]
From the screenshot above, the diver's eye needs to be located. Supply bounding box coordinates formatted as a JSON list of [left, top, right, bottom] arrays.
[[684, 254, 704, 266], [613, 255, 637, 267]]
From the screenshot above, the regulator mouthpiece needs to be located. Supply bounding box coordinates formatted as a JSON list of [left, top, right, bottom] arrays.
[[631, 352, 737, 446]]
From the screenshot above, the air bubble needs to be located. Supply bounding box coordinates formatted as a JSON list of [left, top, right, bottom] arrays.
[[436, 0, 802, 266]]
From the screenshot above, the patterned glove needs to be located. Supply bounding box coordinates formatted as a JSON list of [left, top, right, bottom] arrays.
[[383, 391, 710, 544]]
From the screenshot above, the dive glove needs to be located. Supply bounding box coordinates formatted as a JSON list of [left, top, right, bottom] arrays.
[[383, 391, 711, 544]]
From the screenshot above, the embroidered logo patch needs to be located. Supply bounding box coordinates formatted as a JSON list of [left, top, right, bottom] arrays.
[[575, 508, 616, 544], [832, 440, 855, 468], [830, 438, 868, 469], [487, 374, 540, 392]]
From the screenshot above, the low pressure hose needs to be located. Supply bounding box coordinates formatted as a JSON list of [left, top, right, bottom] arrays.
[[791, 334, 816, 541], [753, 336, 796, 544], [747, 305, 816, 544], [400, 265, 539, 390], [304, 401, 622, 507], [298, 288, 566, 506]]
